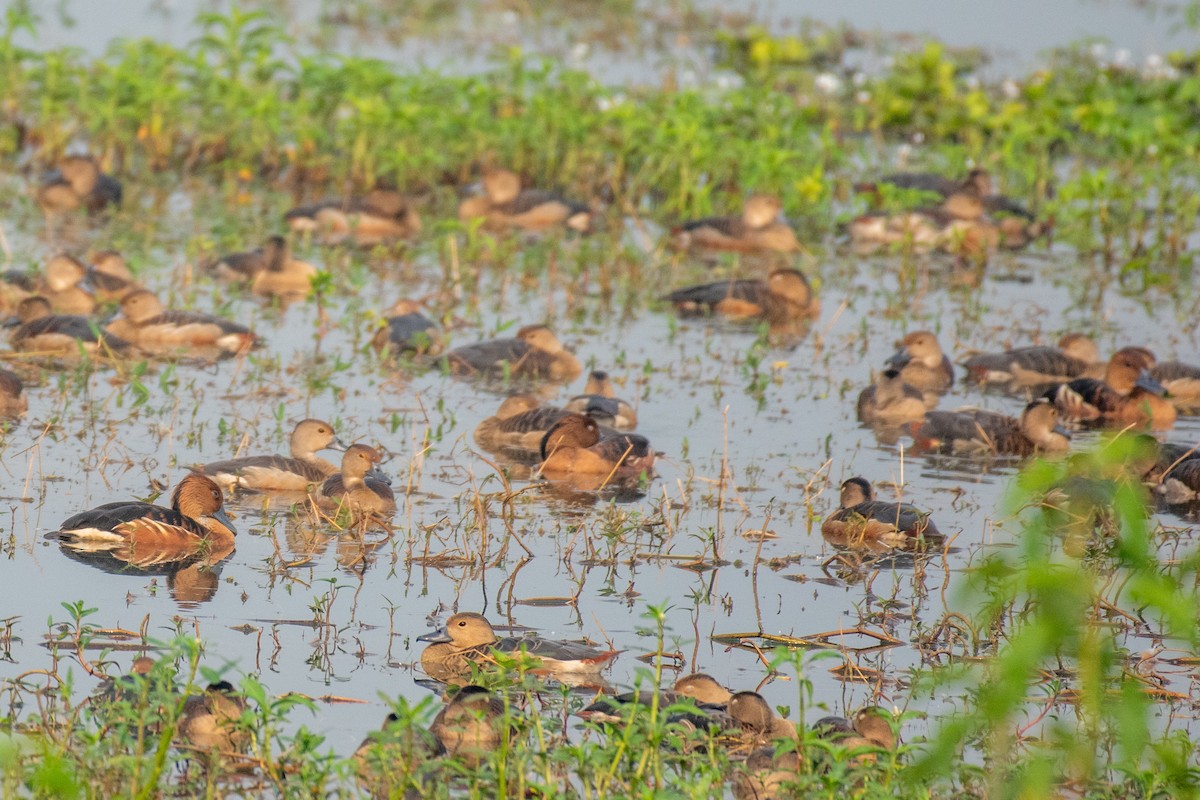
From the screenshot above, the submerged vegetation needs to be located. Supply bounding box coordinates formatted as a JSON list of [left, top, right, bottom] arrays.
[[0, 0, 1198, 797]]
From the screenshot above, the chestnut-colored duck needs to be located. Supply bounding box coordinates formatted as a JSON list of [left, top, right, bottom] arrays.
[[563, 370, 637, 430], [210, 235, 317, 298], [856, 367, 927, 427], [662, 268, 819, 322], [36, 155, 122, 215], [443, 324, 581, 383], [726, 691, 799, 747], [286, 188, 422, 246], [54, 474, 237, 553], [418, 612, 619, 677], [1046, 350, 1176, 430], [318, 444, 396, 517], [106, 290, 258, 355], [458, 168, 592, 233], [578, 673, 733, 723], [197, 419, 347, 492], [539, 413, 655, 479], [672, 194, 799, 253], [371, 299, 442, 356], [0, 368, 28, 417], [10, 296, 132, 356], [858, 168, 1035, 220], [1149, 358, 1200, 410], [887, 331, 955, 407], [821, 477, 940, 551], [962, 333, 1099, 386]]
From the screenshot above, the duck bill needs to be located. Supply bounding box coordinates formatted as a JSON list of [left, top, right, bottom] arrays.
[[329, 437, 349, 453], [416, 628, 451, 644], [1135, 372, 1166, 396], [884, 350, 912, 370], [211, 507, 238, 536], [1053, 424, 1071, 440]]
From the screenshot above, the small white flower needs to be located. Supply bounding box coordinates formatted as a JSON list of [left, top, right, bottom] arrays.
[[1146, 144, 1159, 156], [912, 131, 925, 144], [1146, 53, 1163, 70], [1090, 43, 1107, 60], [1114, 48, 1132, 67], [1002, 79, 1020, 99], [814, 72, 842, 95]]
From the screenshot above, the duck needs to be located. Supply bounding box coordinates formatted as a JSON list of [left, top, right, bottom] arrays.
[[458, 168, 592, 233], [179, 680, 248, 752], [672, 194, 799, 253], [1148, 358, 1200, 410], [821, 477, 940, 551], [87, 250, 139, 303], [196, 419, 347, 492], [429, 685, 512, 765], [285, 187, 422, 246], [0, 368, 28, 417], [813, 706, 897, 765], [725, 691, 798, 747], [371, 299, 442, 356], [662, 268, 819, 322], [0, 270, 37, 316], [36, 155, 122, 215], [886, 331, 955, 406], [417, 612, 619, 678], [1158, 452, 1200, 504], [732, 746, 802, 800], [961, 333, 1100, 387], [1046, 350, 1176, 430], [563, 370, 638, 430], [578, 673, 734, 723], [43, 254, 96, 315], [9, 296, 132, 356], [539, 413, 655, 480], [909, 399, 1071, 457], [442, 324, 581, 383], [857, 168, 1036, 220], [209, 235, 317, 298], [856, 367, 927, 427], [318, 444, 396, 517], [474, 395, 572, 454], [352, 711, 441, 795], [53, 473, 237, 554], [105, 290, 258, 355]]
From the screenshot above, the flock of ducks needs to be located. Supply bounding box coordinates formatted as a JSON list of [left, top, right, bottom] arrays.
[[8, 154, 1200, 793]]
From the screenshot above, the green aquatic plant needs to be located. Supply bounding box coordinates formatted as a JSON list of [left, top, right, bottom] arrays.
[[911, 434, 1200, 796]]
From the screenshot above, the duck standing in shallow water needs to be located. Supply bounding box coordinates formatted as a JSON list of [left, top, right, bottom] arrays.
[[886, 331, 955, 407], [53, 473, 237, 559], [662, 268, 819, 322], [371, 299, 442, 356], [821, 477, 940, 551], [209, 235, 317, 298], [197, 419, 347, 492], [105, 290, 258, 356], [418, 612, 619, 680], [539, 413, 655, 480], [36, 155, 122, 216], [42, 254, 96, 314], [286, 187, 422, 246], [910, 399, 1071, 457], [442, 324, 581, 383], [318, 444, 396, 518], [458, 168, 592, 233], [672, 194, 799, 254]]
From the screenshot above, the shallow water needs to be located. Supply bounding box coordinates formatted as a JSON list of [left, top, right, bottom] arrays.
[[2, 0, 1199, 775]]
